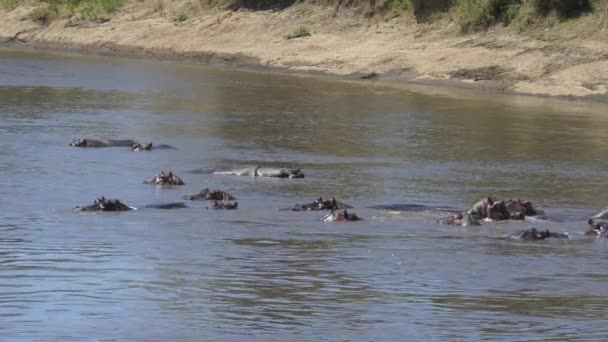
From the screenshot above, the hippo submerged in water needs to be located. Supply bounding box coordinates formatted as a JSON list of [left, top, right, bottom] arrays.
[[509, 228, 569, 241], [70, 139, 175, 151], [130, 143, 176, 151], [70, 138, 137, 148], [184, 188, 236, 201], [440, 212, 481, 226], [322, 209, 362, 222], [143, 171, 185, 186], [443, 197, 541, 226], [74, 197, 187, 212], [190, 166, 304, 179], [206, 201, 238, 210], [75, 197, 133, 212], [283, 197, 351, 211], [586, 219, 608, 237]]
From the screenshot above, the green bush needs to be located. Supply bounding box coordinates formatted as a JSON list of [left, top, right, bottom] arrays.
[[286, 26, 310, 39], [382, 0, 410, 17], [457, 0, 522, 32], [30, 3, 56, 23], [410, 0, 453, 15], [24, 0, 124, 23], [0, 0, 20, 10], [530, 0, 591, 18]]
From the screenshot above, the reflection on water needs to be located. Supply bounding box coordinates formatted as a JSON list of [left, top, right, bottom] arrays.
[[2, 48, 608, 340]]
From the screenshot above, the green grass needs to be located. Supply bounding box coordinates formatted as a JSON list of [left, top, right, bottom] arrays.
[[6, 0, 123, 22], [457, 0, 523, 32], [0, 0, 20, 10], [530, 0, 591, 18], [455, 0, 599, 32], [30, 3, 56, 22], [286, 26, 310, 39], [175, 13, 187, 22], [381, 0, 454, 19], [3, 0, 606, 32]]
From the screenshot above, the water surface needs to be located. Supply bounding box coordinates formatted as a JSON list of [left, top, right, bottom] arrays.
[[2, 48, 608, 341]]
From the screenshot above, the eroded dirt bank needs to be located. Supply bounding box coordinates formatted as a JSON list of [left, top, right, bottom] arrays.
[[1, 2, 607, 100]]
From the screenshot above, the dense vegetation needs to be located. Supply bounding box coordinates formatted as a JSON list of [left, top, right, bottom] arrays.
[[381, 0, 603, 31], [1, 0, 605, 32], [0, 0, 123, 22]]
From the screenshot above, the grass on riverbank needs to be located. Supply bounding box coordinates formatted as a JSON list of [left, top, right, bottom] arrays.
[[1, 0, 606, 33], [380, 0, 607, 32], [455, 0, 605, 32], [0, 0, 123, 23]]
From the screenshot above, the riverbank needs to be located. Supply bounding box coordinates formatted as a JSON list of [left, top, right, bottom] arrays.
[[1, 1, 607, 100]]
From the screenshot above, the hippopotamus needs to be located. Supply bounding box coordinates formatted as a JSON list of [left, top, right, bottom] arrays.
[[284, 197, 351, 211], [144, 202, 188, 209], [75, 197, 188, 212], [74, 197, 133, 211], [130, 143, 177, 151], [69, 138, 138, 148], [190, 166, 304, 179], [184, 188, 236, 201], [591, 208, 608, 220], [143, 171, 185, 186], [586, 219, 608, 237], [206, 201, 238, 210], [509, 228, 569, 241], [322, 209, 361, 222], [467, 197, 511, 220], [505, 199, 542, 217], [467, 197, 540, 221], [441, 212, 481, 226]]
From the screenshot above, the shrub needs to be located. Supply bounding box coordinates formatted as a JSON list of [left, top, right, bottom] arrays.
[[30, 3, 56, 24], [286, 26, 310, 39], [381, 0, 410, 18], [0, 0, 20, 10], [457, 0, 522, 32], [410, 0, 453, 18], [530, 0, 591, 18]]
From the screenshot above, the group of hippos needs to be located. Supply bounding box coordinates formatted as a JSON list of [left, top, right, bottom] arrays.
[[70, 138, 608, 238]]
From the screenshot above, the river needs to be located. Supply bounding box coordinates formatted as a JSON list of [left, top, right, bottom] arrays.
[[1, 48, 608, 341]]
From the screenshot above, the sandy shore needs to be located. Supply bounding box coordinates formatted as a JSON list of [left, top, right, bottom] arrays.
[[1, 2, 607, 101]]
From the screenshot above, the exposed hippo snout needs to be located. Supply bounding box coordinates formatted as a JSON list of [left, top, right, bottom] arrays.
[[75, 197, 133, 212], [206, 201, 238, 210], [184, 188, 236, 201], [284, 197, 351, 211], [586, 219, 608, 237], [288, 169, 305, 178], [441, 213, 480, 226], [509, 227, 569, 241], [322, 209, 362, 222], [143, 171, 185, 186]]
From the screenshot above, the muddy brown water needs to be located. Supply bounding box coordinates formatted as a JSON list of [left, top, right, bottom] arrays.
[[2, 48, 608, 341]]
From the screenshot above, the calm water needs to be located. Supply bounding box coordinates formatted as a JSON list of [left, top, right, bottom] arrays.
[[2, 48, 608, 341]]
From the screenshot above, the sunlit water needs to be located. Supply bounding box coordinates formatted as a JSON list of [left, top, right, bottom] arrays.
[[1, 48, 608, 341]]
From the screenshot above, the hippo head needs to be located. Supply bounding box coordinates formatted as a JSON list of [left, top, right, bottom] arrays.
[[586, 219, 608, 237], [322, 209, 361, 222], [506, 199, 539, 217], [314, 197, 337, 210], [131, 143, 153, 151], [514, 227, 569, 240], [69, 138, 87, 147], [442, 213, 480, 226], [488, 200, 510, 221], [209, 201, 238, 210], [75, 197, 131, 212], [287, 169, 305, 179]]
